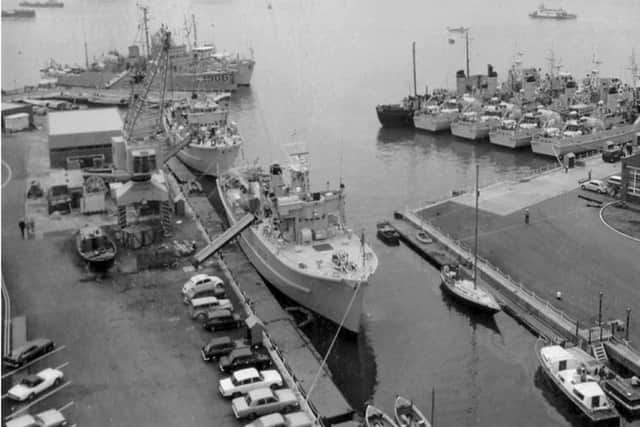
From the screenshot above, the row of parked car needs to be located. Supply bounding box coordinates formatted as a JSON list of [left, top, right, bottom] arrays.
[[181, 273, 313, 427], [2, 339, 69, 427]]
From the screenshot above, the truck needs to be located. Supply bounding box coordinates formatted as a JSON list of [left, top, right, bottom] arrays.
[[602, 140, 623, 163]]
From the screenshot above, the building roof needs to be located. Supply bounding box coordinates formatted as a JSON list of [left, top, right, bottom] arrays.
[[2, 102, 29, 112], [48, 108, 122, 136]]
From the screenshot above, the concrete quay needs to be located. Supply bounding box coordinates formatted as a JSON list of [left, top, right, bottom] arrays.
[[400, 155, 640, 373], [166, 160, 354, 425]]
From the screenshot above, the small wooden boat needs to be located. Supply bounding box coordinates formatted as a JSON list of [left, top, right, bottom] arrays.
[[601, 374, 640, 415], [394, 396, 431, 427], [365, 405, 399, 427], [377, 221, 400, 246], [440, 264, 501, 314], [415, 231, 432, 244], [76, 225, 117, 271]]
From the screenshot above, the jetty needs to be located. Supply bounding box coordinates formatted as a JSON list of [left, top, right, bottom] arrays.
[[392, 155, 640, 376]]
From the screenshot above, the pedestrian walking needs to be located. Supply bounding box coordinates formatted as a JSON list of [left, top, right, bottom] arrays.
[[27, 217, 35, 239], [588, 169, 592, 181], [524, 209, 530, 225], [18, 218, 26, 239]]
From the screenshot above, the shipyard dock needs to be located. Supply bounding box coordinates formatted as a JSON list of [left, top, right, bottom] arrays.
[[392, 155, 640, 375]]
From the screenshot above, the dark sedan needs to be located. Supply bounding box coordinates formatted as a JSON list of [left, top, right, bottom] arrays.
[[202, 309, 244, 332], [2, 338, 54, 368], [219, 347, 272, 373]]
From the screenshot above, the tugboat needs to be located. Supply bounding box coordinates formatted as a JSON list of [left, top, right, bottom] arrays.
[[376, 42, 425, 128], [76, 225, 117, 271], [376, 221, 400, 246]]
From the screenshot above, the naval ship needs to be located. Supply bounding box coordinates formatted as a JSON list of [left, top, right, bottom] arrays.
[[164, 94, 243, 176], [217, 151, 378, 333]]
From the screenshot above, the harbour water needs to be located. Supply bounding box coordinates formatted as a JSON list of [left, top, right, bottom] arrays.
[[3, 0, 639, 425]]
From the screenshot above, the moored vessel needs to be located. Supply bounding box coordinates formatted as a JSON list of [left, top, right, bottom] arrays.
[[530, 118, 640, 158], [217, 151, 378, 334], [164, 94, 243, 176], [18, 0, 63, 7], [489, 112, 543, 149], [365, 405, 399, 427], [2, 9, 36, 18], [413, 99, 461, 132], [601, 374, 640, 415], [529, 4, 577, 19], [376, 221, 400, 246], [76, 225, 117, 271], [393, 395, 431, 427], [536, 341, 619, 423]]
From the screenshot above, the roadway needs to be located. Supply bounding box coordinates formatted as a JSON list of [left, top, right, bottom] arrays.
[[1, 128, 247, 426]]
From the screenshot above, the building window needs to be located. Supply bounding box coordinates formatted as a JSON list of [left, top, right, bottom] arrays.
[[627, 166, 640, 196]]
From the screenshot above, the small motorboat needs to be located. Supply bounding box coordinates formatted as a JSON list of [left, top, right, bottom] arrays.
[[365, 405, 399, 427], [415, 231, 433, 244], [394, 395, 431, 427], [76, 225, 117, 271], [377, 221, 400, 246], [601, 373, 640, 415]]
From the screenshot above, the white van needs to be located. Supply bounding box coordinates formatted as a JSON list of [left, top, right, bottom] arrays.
[[188, 296, 233, 320]]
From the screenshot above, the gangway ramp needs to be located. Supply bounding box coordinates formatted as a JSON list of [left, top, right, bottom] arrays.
[[192, 213, 255, 265]]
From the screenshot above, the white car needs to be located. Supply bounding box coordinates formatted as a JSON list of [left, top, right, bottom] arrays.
[[181, 274, 224, 300], [581, 179, 608, 194], [219, 367, 283, 398], [244, 412, 313, 427], [6, 409, 68, 427], [7, 368, 64, 401]]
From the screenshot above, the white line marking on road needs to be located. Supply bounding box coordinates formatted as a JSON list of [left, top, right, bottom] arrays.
[[2, 345, 67, 379], [58, 400, 75, 412], [54, 361, 69, 371], [1, 160, 12, 188], [4, 381, 72, 420], [1, 281, 10, 357]]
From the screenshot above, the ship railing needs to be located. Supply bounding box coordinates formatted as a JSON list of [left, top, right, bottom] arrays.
[[406, 212, 579, 335]]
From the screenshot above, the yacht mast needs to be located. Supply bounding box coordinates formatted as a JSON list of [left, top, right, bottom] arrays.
[[473, 164, 479, 289]]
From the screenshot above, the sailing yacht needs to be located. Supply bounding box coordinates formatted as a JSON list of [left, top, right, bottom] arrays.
[[439, 166, 501, 314]]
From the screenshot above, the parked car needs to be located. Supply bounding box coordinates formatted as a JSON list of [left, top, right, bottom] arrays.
[[188, 296, 233, 320], [200, 336, 254, 362], [6, 409, 68, 427], [182, 274, 225, 303], [602, 141, 623, 162], [244, 412, 314, 427], [219, 367, 283, 398], [581, 179, 608, 194], [203, 309, 244, 332], [219, 347, 273, 373], [7, 368, 64, 401], [2, 338, 54, 368], [185, 285, 226, 304], [231, 387, 299, 420]]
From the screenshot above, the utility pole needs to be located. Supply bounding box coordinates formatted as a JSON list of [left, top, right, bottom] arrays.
[[473, 164, 479, 288]]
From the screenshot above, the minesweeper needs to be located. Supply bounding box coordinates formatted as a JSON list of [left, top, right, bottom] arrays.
[[217, 151, 378, 333], [164, 94, 243, 176]]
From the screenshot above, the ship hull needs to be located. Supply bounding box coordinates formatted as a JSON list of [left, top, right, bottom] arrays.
[[234, 61, 255, 86], [376, 105, 414, 128], [489, 130, 534, 149], [531, 124, 639, 157], [414, 114, 454, 132], [175, 144, 241, 176], [439, 276, 500, 314], [217, 180, 366, 334], [171, 71, 238, 92], [450, 122, 490, 141]]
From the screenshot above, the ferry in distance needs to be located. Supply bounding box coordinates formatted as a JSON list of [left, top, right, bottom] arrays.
[[529, 4, 577, 19]]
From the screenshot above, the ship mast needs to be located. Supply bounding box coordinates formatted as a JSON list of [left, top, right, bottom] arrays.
[[191, 14, 198, 47], [465, 29, 470, 78], [628, 49, 638, 88], [473, 164, 479, 289], [139, 5, 151, 58], [412, 41, 417, 97]]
